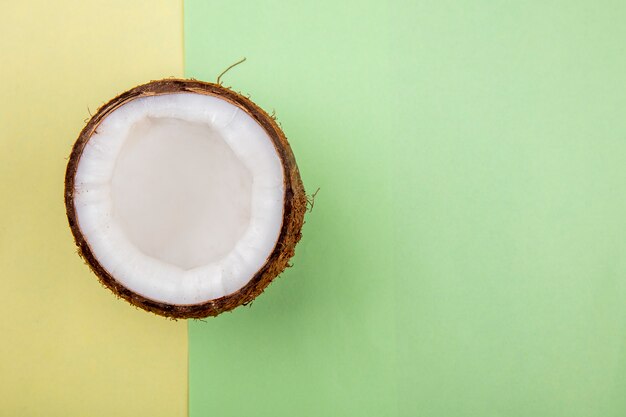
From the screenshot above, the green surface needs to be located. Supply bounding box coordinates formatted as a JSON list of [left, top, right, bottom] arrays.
[[185, 1, 626, 415]]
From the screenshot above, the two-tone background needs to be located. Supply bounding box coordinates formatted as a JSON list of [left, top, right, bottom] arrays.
[[2, 1, 626, 416]]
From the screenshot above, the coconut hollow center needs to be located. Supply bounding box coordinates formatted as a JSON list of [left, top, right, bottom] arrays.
[[111, 117, 252, 270]]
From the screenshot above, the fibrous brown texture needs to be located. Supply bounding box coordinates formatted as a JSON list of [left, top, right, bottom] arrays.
[[65, 79, 306, 319]]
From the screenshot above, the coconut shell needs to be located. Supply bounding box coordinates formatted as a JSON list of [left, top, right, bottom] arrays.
[[65, 79, 306, 319]]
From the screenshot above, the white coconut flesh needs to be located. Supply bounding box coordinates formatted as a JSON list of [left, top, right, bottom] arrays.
[[73, 93, 285, 305]]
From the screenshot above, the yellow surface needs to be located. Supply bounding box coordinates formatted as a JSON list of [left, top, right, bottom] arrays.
[[0, 2, 186, 415]]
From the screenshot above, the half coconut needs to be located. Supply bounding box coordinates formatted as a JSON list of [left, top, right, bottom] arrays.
[[65, 79, 306, 318]]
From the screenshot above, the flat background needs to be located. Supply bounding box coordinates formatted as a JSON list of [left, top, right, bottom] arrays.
[[0, 2, 186, 416], [186, 1, 626, 416]]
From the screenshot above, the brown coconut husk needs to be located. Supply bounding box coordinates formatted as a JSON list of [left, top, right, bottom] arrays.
[[65, 79, 306, 319]]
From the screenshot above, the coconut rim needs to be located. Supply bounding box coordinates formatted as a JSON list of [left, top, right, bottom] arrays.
[[65, 79, 306, 319]]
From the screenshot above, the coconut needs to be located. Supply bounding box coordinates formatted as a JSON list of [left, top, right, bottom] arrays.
[[65, 79, 306, 319]]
